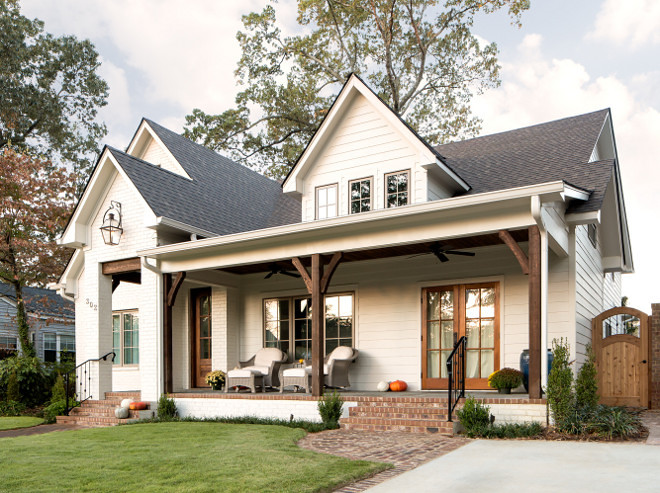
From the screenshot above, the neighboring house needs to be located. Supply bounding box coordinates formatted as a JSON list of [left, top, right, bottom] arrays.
[[0, 282, 75, 362], [54, 74, 632, 406]]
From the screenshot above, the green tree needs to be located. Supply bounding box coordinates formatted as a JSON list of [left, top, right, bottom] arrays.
[[0, 0, 108, 195], [0, 147, 76, 357], [184, 0, 530, 179]]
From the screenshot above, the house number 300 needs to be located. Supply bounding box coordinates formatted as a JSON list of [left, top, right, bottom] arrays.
[[86, 298, 98, 311]]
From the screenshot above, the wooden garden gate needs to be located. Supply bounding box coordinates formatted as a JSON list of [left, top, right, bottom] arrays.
[[592, 307, 650, 407]]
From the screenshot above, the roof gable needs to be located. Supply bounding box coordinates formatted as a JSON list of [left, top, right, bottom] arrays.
[[282, 73, 469, 195], [126, 120, 192, 179], [0, 283, 74, 319]]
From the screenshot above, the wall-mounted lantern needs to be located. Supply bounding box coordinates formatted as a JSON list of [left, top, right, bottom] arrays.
[[100, 201, 123, 245]]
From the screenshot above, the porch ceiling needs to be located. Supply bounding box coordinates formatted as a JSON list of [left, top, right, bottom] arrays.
[[218, 229, 529, 275]]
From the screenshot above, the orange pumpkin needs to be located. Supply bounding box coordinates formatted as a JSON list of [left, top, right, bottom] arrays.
[[389, 380, 407, 392], [129, 401, 148, 410]]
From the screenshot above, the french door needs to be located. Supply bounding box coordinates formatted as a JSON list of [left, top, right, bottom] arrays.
[[191, 288, 212, 388], [422, 282, 500, 390]]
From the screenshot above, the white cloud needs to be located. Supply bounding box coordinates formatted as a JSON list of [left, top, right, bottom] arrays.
[[96, 58, 134, 149], [473, 34, 660, 313], [588, 0, 660, 48]]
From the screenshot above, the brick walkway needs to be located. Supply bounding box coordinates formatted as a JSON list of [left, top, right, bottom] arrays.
[[298, 429, 469, 492], [641, 409, 660, 445], [0, 423, 83, 439]]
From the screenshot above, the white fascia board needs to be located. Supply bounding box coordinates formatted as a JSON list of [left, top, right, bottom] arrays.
[[57, 249, 83, 292], [565, 210, 600, 225], [421, 158, 470, 192], [145, 216, 217, 239], [141, 180, 571, 262], [562, 185, 591, 201], [126, 120, 192, 181]]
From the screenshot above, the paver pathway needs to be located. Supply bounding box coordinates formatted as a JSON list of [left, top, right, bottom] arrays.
[[298, 429, 468, 492], [0, 423, 83, 438]]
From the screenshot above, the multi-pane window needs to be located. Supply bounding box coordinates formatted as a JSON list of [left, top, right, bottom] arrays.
[[588, 223, 597, 247], [44, 333, 57, 363], [263, 294, 354, 359], [316, 184, 338, 219], [112, 311, 139, 365], [385, 170, 410, 208], [0, 336, 17, 351], [60, 335, 75, 362], [349, 178, 372, 214]]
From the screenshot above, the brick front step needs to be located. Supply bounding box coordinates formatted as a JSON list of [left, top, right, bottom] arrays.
[[105, 391, 141, 400], [69, 408, 141, 418], [350, 405, 449, 415], [340, 421, 455, 434], [56, 415, 139, 427], [57, 392, 148, 428]]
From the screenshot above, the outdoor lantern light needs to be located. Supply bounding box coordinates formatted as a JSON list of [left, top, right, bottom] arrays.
[[100, 201, 123, 245]]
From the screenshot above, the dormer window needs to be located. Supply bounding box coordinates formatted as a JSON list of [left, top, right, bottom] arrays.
[[316, 184, 337, 219], [350, 178, 372, 214], [385, 170, 410, 208]]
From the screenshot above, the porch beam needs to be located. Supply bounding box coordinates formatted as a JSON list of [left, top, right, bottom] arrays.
[[101, 257, 141, 275], [528, 225, 542, 400], [163, 273, 174, 394], [310, 254, 324, 397], [320, 252, 343, 293], [291, 257, 313, 294], [167, 271, 187, 307], [498, 230, 529, 275]]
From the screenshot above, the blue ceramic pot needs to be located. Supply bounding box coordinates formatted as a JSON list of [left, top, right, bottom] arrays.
[[520, 349, 554, 392]]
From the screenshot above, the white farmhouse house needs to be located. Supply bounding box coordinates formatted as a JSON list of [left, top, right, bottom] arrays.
[[54, 75, 633, 426]]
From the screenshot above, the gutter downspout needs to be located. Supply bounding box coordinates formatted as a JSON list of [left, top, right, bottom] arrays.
[[141, 257, 165, 399], [531, 196, 549, 389], [58, 287, 75, 303]]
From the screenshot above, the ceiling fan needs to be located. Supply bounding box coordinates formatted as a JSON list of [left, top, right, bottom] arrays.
[[264, 263, 301, 279], [409, 243, 476, 263]]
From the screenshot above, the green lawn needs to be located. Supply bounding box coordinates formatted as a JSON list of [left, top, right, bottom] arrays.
[[0, 417, 44, 431], [0, 422, 388, 492]]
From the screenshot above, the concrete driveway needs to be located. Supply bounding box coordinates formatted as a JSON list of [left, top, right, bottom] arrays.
[[366, 440, 660, 492]]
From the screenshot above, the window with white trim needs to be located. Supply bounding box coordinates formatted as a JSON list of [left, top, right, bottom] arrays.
[[0, 336, 17, 351], [349, 177, 372, 214], [44, 333, 57, 362], [316, 184, 338, 219], [60, 335, 75, 362], [385, 170, 410, 208], [112, 311, 139, 365], [264, 293, 354, 359]]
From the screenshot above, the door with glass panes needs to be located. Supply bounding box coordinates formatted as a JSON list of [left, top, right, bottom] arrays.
[[192, 288, 212, 387], [422, 283, 499, 389]]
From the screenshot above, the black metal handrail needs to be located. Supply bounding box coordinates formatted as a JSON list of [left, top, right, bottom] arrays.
[[64, 351, 116, 415], [446, 336, 467, 422]]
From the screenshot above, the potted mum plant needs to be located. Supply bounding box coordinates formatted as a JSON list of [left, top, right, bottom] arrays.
[[488, 368, 524, 394], [206, 370, 226, 391]]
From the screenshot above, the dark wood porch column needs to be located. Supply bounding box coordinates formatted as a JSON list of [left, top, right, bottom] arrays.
[[528, 225, 542, 400], [292, 253, 343, 397], [163, 272, 186, 394], [499, 227, 542, 400]]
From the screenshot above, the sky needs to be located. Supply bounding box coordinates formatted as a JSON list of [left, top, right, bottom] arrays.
[[20, 0, 660, 312]]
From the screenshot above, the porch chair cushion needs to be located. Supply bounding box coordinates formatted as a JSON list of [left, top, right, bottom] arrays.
[[282, 368, 307, 377], [253, 348, 286, 367], [238, 365, 270, 375]]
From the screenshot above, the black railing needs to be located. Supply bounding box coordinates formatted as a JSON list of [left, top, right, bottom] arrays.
[[64, 351, 116, 415], [446, 336, 467, 422]]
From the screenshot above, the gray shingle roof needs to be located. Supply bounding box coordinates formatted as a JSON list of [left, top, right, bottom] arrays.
[[110, 120, 301, 236], [435, 109, 613, 212], [0, 283, 74, 319]]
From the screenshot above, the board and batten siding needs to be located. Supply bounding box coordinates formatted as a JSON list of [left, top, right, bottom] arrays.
[[299, 92, 448, 221], [234, 243, 569, 391], [574, 224, 622, 365]]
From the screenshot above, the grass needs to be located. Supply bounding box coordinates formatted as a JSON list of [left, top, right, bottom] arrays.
[[0, 422, 388, 492], [0, 417, 44, 431]]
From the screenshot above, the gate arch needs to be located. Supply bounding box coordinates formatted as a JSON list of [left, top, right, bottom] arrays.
[[592, 306, 649, 407]]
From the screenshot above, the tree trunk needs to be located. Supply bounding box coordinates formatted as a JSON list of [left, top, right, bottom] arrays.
[[13, 280, 35, 358]]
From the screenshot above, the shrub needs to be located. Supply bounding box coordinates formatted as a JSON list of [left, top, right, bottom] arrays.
[[7, 370, 20, 402], [43, 400, 68, 424], [0, 400, 26, 417], [157, 394, 178, 420], [318, 391, 343, 428], [575, 344, 598, 410], [546, 338, 574, 429], [456, 396, 491, 436], [481, 422, 544, 439], [50, 374, 67, 403], [488, 368, 523, 390], [589, 405, 643, 439], [0, 356, 53, 407]]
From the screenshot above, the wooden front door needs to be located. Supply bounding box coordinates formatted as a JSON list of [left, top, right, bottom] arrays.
[[592, 307, 649, 407], [422, 282, 500, 390], [191, 288, 212, 388]]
